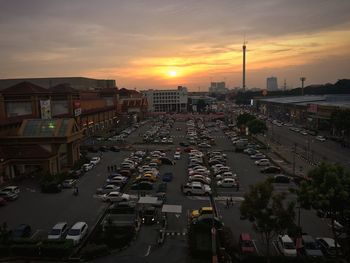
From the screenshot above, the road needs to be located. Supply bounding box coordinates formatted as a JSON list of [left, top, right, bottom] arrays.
[[267, 123, 350, 171]]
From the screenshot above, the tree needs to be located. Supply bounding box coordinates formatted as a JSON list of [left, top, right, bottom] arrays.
[[247, 119, 268, 135], [331, 109, 350, 136], [240, 179, 296, 258], [295, 162, 350, 257], [236, 113, 256, 127]]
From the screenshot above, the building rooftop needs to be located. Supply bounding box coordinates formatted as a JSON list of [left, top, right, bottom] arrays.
[[258, 95, 325, 104], [19, 118, 77, 137], [1, 81, 49, 94]]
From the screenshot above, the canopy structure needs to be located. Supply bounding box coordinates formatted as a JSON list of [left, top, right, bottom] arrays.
[[138, 196, 159, 205], [161, 204, 182, 214]]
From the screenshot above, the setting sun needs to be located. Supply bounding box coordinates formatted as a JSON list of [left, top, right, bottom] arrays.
[[168, 70, 177, 77]]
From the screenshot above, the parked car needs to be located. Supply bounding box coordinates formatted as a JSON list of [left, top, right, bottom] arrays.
[[277, 234, 297, 257], [273, 175, 291, 184], [0, 191, 19, 201], [90, 156, 101, 165], [130, 181, 154, 191], [301, 234, 323, 257], [96, 184, 121, 194], [217, 178, 237, 188], [162, 172, 173, 182], [48, 222, 68, 239], [159, 157, 174, 165], [66, 222, 88, 245], [101, 192, 131, 202], [82, 163, 94, 171], [174, 152, 181, 160], [316, 136, 326, 142], [261, 166, 281, 174], [13, 224, 32, 238], [110, 146, 121, 152], [107, 175, 129, 185], [188, 174, 211, 185], [190, 207, 213, 220], [255, 159, 270, 166], [62, 179, 77, 188], [182, 182, 211, 196], [316, 237, 342, 258], [215, 172, 237, 180], [239, 233, 256, 254], [1, 186, 20, 194], [250, 153, 266, 159]]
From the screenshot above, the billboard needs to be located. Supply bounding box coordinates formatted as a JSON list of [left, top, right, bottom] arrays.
[[73, 100, 82, 116], [40, 100, 51, 119]]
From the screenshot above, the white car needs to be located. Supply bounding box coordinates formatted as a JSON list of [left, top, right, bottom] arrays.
[[316, 135, 326, 142], [215, 172, 237, 180], [214, 166, 231, 175], [217, 178, 237, 188], [106, 176, 128, 184], [250, 153, 266, 159], [90, 157, 101, 165], [174, 152, 181, 160], [182, 182, 211, 195], [101, 191, 130, 202], [0, 186, 20, 194], [255, 159, 271, 166], [66, 222, 88, 245], [82, 163, 94, 171], [189, 175, 211, 184], [48, 222, 68, 240], [277, 234, 297, 257], [96, 184, 121, 194]]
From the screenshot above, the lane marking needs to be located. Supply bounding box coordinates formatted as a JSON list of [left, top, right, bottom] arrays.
[[144, 245, 152, 257]]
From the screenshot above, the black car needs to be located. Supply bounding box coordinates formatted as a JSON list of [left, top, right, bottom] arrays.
[[159, 157, 174, 165], [260, 166, 281, 174], [179, 142, 190, 147], [110, 146, 121, 152], [273, 175, 291, 184], [13, 224, 32, 238], [99, 146, 108, 152], [141, 207, 157, 224], [131, 181, 153, 191]]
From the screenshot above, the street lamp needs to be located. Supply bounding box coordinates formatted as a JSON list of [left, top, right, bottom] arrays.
[[300, 77, 306, 96]]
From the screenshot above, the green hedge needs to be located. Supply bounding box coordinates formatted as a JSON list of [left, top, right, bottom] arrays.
[[40, 239, 74, 258], [81, 244, 109, 260], [11, 243, 39, 257]]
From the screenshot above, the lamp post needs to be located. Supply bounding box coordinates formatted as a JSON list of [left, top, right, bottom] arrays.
[[300, 77, 306, 96]]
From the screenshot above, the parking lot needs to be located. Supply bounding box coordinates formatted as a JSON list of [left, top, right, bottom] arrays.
[[1, 116, 336, 261]]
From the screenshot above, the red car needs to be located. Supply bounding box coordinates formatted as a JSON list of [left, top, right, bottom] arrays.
[[184, 147, 195, 153], [0, 197, 7, 206], [239, 233, 256, 254]]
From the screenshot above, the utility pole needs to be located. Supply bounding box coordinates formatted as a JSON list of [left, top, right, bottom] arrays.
[[293, 143, 297, 176], [300, 77, 306, 96]]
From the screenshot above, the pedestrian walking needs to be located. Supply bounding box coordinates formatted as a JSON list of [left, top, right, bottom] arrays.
[[236, 181, 240, 192], [230, 195, 233, 206], [226, 198, 230, 209]]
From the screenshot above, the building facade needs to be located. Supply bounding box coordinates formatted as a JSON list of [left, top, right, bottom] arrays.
[[141, 86, 188, 112], [266, 77, 278, 91]]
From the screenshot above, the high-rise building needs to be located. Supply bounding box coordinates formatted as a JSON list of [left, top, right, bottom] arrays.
[[141, 86, 188, 112], [242, 42, 246, 90], [209, 82, 228, 94], [267, 77, 278, 91]]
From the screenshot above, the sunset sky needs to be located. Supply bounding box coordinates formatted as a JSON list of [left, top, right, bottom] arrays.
[[1, 0, 350, 90]]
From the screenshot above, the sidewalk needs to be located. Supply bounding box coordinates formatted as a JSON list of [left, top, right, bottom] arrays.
[[254, 135, 316, 179]]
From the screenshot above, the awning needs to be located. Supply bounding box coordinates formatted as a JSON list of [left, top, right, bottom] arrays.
[[161, 204, 182, 214]]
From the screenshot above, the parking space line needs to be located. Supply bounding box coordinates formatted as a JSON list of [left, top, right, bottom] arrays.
[[144, 245, 152, 256], [252, 239, 259, 255]]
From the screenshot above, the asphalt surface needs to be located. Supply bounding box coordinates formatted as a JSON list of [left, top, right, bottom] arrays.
[[1, 119, 336, 261]]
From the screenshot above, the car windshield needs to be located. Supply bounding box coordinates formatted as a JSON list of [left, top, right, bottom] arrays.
[[50, 229, 61, 235], [68, 229, 80, 236], [305, 241, 318, 250]]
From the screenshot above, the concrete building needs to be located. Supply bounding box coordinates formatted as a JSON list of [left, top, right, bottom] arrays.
[[267, 77, 278, 91], [209, 82, 228, 94], [0, 77, 116, 91], [141, 86, 188, 112], [188, 96, 217, 112]]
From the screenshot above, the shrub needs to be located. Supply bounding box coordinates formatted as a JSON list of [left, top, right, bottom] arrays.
[[40, 239, 74, 258], [0, 245, 11, 257], [11, 243, 39, 257], [81, 244, 109, 260]]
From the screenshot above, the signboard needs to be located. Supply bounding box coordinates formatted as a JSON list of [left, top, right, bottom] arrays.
[[40, 100, 51, 119], [74, 108, 82, 116], [262, 90, 268, 96]]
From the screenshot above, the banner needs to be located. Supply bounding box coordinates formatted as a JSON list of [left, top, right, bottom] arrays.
[[40, 100, 51, 119]]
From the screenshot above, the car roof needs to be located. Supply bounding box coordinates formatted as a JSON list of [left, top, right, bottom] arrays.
[[53, 222, 67, 229], [316, 237, 336, 246], [71, 222, 87, 229], [280, 234, 293, 243], [240, 233, 252, 240]]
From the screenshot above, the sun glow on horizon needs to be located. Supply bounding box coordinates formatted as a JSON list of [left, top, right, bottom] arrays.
[[167, 70, 177, 77]]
